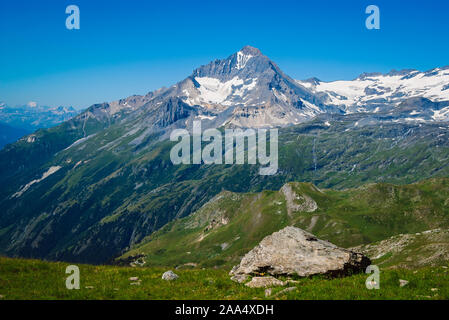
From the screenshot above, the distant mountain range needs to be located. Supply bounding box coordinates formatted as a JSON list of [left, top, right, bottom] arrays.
[[0, 102, 79, 131], [297, 67, 449, 116], [0, 46, 448, 264], [0, 102, 79, 148]]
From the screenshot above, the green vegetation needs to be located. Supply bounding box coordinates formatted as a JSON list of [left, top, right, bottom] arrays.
[[354, 228, 449, 269], [121, 179, 449, 269], [1, 113, 448, 300], [1, 113, 449, 264], [0, 257, 447, 300]]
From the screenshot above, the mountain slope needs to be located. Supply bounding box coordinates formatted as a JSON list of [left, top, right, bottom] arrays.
[[0, 122, 30, 149], [119, 179, 449, 268], [1, 112, 449, 263], [352, 228, 449, 269]]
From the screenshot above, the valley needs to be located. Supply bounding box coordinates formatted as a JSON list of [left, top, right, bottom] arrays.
[[1, 115, 448, 264]]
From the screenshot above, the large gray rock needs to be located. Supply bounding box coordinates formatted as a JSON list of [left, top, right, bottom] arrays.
[[230, 226, 370, 281]]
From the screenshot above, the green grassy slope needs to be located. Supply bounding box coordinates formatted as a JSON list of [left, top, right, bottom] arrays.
[[0, 257, 448, 300], [1, 114, 449, 264], [353, 228, 449, 269], [120, 179, 449, 268]]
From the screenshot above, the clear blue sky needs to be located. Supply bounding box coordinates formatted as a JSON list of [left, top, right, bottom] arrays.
[[1, 0, 448, 109]]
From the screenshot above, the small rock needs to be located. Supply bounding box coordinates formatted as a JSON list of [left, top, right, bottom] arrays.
[[0, 295, 5, 299], [113, 288, 119, 291], [175, 262, 198, 270], [130, 282, 141, 286], [442, 266, 448, 269], [162, 270, 178, 281], [285, 279, 299, 284], [399, 279, 409, 287], [265, 288, 272, 297], [230, 274, 249, 283], [129, 277, 139, 281], [245, 276, 285, 288], [272, 287, 297, 298], [431, 288, 439, 292], [85, 286, 94, 289]]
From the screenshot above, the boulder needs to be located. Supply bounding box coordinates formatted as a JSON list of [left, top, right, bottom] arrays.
[[230, 226, 370, 280], [162, 270, 179, 281]]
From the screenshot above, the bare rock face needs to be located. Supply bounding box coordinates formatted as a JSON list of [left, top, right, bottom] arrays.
[[281, 184, 318, 216], [230, 226, 370, 282]]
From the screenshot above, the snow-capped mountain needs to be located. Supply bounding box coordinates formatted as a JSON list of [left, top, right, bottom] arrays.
[[140, 45, 334, 129], [296, 67, 449, 121], [88, 46, 335, 133], [82, 46, 449, 138]]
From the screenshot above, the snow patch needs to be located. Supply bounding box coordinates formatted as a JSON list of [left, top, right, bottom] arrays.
[[236, 51, 253, 70], [194, 76, 259, 106], [12, 166, 62, 198], [195, 76, 243, 105], [64, 134, 96, 151], [197, 114, 217, 120]]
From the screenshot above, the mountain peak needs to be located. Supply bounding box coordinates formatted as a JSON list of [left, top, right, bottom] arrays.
[[239, 45, 262, 57], [192, 46, 268, 78]]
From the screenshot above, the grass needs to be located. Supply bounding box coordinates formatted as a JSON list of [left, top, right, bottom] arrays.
[[0, 257, 448, 300]]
